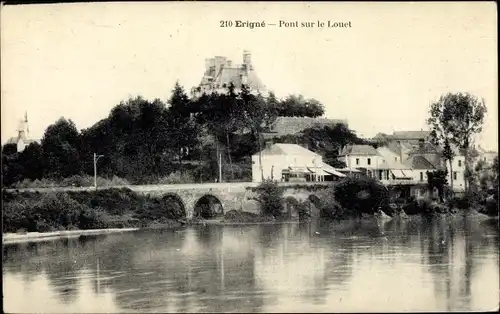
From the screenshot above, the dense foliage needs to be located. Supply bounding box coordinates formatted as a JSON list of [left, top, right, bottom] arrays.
[[426, 169, 448, 201], [3, 82, 367, 186], [427, 92, 487, 194], [254, 179, 285, 218], [2, 188, 186, 233], [333, 176, 389, 218]]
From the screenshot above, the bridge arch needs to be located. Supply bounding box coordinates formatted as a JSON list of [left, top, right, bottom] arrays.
[[162, 193, 187, 219], [308, 195, 322, 208], [193, 194, 224, 219]]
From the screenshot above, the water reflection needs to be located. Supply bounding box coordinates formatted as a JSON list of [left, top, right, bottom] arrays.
[[3, 216, 499, 313]]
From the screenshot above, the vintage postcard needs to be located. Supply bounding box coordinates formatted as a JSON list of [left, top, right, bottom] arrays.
[[1, 1, 498, 313]]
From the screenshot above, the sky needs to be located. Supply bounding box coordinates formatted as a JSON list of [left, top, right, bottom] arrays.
[[1, 2, 497, 150]]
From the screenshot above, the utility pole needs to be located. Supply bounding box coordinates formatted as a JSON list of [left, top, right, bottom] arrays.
[[219, 151, 222, 183], [93, 153, 104, 190]]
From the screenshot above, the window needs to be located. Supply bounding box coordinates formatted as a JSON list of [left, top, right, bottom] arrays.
[[395, 157, 398, 162], [453, 172, 457, 180], [458, 160, 462, 167], [356, 158, 359, 165], [420, 172, 423, 181], [367, 158, 371, 165]]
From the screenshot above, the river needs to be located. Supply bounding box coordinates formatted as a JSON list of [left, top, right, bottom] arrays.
[[3, 216, 499, 313]]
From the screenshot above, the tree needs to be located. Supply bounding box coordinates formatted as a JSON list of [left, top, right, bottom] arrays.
[[426, 169, 448, 202], [333, 176, 389, 218], [2, 143, 23, 186], [239, 86, 278, 180], [194, 84, 248, 181], [427, 92, 487, 196], [276, 94, 325, 117], [79, 96, 175, 182], [41, 117, 82, 178], [167, 82, 200, 165], [18, 142, 45, 180], [253, 179, 284, 217]]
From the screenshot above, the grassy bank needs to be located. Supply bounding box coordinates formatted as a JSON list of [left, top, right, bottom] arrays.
[[2, 188, 185, 234]]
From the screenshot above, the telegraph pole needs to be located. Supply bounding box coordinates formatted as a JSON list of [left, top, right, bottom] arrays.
[[93, 153, 104, 189], [219, 151, 222, 183]]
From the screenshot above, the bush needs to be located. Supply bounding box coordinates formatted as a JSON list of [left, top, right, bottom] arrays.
[[333, 176, 389, 218], [255, 179, 284, 218], [2, 192, 93, 232], [2, 188, 186, 233], [12, 178, 57, 189], [68, 188, 140, 215], [10, 175, 130, 189], [223, 210, 268, 223], [296, 200, 312, 221], [403, 198, 451, 216], [133, 195, 186, 222], [156, 171, 196, 184], [446, 196, 471, 210], [483, 196, 498, 216]]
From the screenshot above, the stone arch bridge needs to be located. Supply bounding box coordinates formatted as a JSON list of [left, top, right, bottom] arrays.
[[8, 182, 335, 219], [127, 182, 333, 219]]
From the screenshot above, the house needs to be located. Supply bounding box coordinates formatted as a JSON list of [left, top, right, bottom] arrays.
[[191, 51, 267, 98], [5, 112, 39, 153], [476, 145, 498, 166], [251, 143, 346, 183], [403, 155, 438, 183], [374, 130, 472, 193], [373, 130, 432, 147], [339, 144, 384, 177]]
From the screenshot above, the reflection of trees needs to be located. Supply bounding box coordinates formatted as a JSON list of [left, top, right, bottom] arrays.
[[3, 218, 498, 312], [88, 226, 264, 312], [43, 238, 90, 304], [421, 216, 499, 311]]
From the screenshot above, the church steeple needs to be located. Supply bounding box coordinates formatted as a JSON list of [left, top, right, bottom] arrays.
[[24, 111, 29, 135], [17, 111, 29, 141]]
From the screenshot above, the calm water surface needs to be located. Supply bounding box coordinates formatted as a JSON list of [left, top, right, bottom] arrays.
[[3, 217, 499, 313]]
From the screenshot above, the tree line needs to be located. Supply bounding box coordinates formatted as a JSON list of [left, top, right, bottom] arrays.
[[2, 82, 366, 186]]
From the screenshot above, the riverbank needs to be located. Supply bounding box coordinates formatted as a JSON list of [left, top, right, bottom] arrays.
[[3, 227, 140, 245]]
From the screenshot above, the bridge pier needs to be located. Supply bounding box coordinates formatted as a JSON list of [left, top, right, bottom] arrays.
[[183, 198, 196, 220]]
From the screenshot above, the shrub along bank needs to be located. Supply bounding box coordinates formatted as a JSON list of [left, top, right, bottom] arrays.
[[2, 188, 186, 233]]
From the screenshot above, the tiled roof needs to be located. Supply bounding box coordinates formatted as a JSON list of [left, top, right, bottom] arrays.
[[390, 130, 431, 140], [255, 143, 320, 157], [385, 141, 402, 156], [403, 155, 437, 170], [377, 158, 413, 170], [267, 117, 348, 137], [408, 142, 441, 155], [341, 144, 380, 156]]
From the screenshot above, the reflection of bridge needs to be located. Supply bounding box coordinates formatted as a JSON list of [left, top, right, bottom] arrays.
[[6, 182, 334, 219]]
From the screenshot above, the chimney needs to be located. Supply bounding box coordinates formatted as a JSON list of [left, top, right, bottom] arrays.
[[226, 60, 232, 67], [418, 139, 424, 149], [265, 140, 273, 149], [243, 50, 252, 65]]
